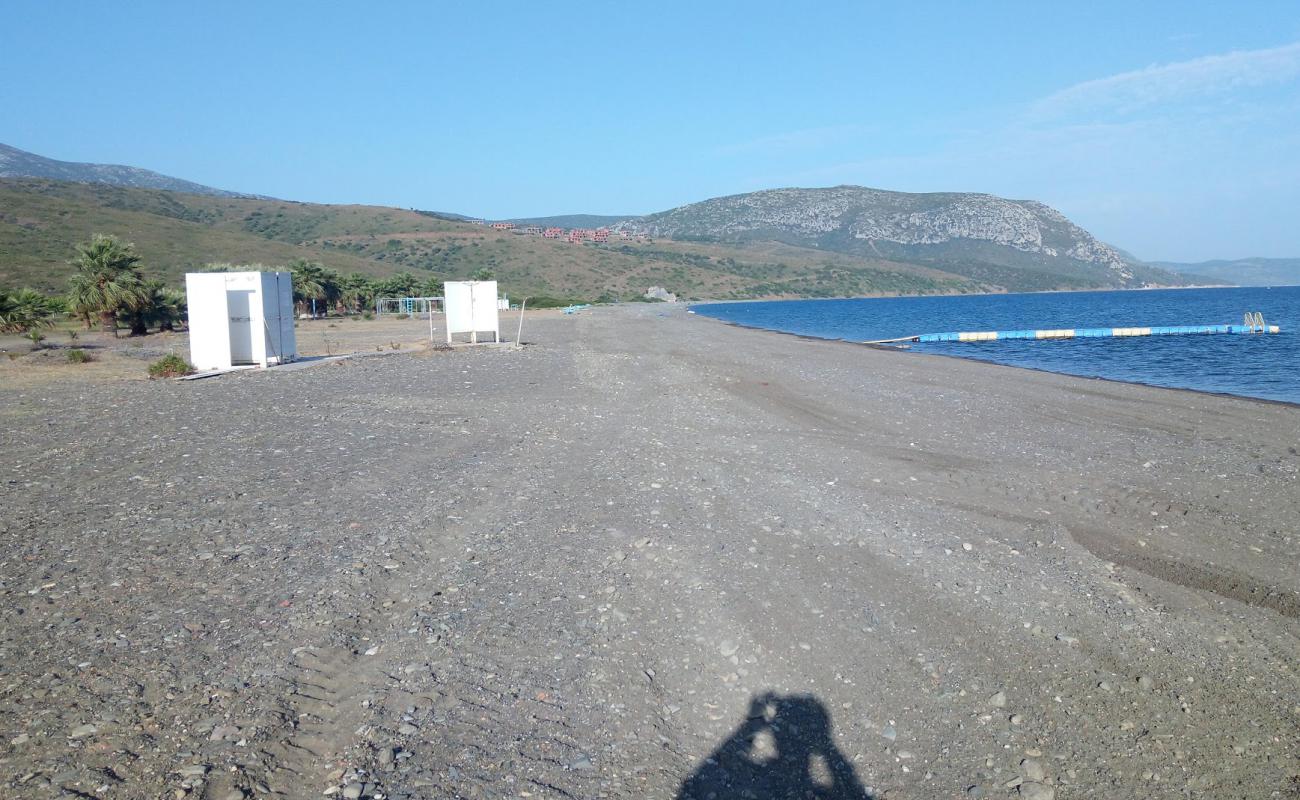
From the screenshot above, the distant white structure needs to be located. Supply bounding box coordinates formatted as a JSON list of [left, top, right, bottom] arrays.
[[185, 271, 296, 370], [645, 286, 677, 303], [497, 294, 510, 311], [375, 296, 443, 316], [444, 280, 500, 343]]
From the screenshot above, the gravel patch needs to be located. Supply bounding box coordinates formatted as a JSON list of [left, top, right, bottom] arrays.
[[1, 305, 1296, 798]]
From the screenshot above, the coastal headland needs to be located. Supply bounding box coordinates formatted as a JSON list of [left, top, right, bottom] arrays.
[[2, 304, 1296, 799]]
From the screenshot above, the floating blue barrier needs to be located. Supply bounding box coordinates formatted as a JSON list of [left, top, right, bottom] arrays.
[[865, 314, 1280, 345]]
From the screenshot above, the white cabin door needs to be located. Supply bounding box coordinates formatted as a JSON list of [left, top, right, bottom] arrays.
[[227, 290, 254, 365]]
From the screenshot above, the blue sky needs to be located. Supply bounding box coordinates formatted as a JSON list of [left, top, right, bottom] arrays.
[[3, 1, 1299, 261]]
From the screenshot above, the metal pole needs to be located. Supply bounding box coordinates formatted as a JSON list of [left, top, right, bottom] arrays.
[[429, 298, 434, 344], [515, 297, 528, 346]]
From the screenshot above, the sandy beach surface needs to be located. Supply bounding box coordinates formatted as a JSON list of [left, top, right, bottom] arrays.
[[2, 304, 1296, 799]]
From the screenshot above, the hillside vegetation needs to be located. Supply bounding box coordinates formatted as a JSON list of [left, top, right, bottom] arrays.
[[1, 178, 1192, 301], [0, 179, 987, 299]]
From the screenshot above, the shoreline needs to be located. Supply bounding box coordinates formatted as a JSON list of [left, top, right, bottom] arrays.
[[688, 281, 1287, 305], [687, 299, 1298, 408], [697, 312, 1300, 408]]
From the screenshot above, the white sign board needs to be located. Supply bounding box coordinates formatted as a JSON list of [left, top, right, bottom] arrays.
[[444, 280, 500, 343]]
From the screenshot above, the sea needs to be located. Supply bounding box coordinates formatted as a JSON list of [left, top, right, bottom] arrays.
[[692, 286, 1300, 405]]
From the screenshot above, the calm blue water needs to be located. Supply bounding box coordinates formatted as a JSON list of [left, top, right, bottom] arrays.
[[693, 287, 1300, 404]]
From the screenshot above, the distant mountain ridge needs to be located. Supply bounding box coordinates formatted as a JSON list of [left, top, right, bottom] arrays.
[[0, 177, 989, 299], [0, 142, 270, 199], [3, 143, 1288, 294], [0, 143, 1230, 297], [506, 214, 632, 229], [613, 186, 1182, 290], [1154, 258, 1300, 287]]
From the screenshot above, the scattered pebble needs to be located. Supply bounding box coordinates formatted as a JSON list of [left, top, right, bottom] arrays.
[[1019, 782, 1055, 800], [68, 723, 97, 739]]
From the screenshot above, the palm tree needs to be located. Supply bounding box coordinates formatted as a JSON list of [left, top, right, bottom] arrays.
[[66, 234, 148, 335], [339, 272, 376, 313], [418, 274, 443, 298], [376, 271, 420, 298], [320, 268, 342, 312], [0, 288, 59, 334], [119, 280, 187, 335], [289, 260, 330, 316], [153, 286, 187, 332]]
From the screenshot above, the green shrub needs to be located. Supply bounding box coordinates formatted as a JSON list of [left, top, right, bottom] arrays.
[[362, 311, 374, 320], [0, 287, 59, 334], [65, 348, 92, 364], [147, 353, 195, 378], [395, 312, 410, 320]]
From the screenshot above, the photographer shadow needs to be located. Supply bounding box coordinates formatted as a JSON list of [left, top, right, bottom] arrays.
[[677, 692, 872, 800]]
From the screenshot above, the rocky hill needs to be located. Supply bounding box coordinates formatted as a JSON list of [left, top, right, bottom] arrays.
[[0, 142, 268, 199], [614, 186, 1184, 289]]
